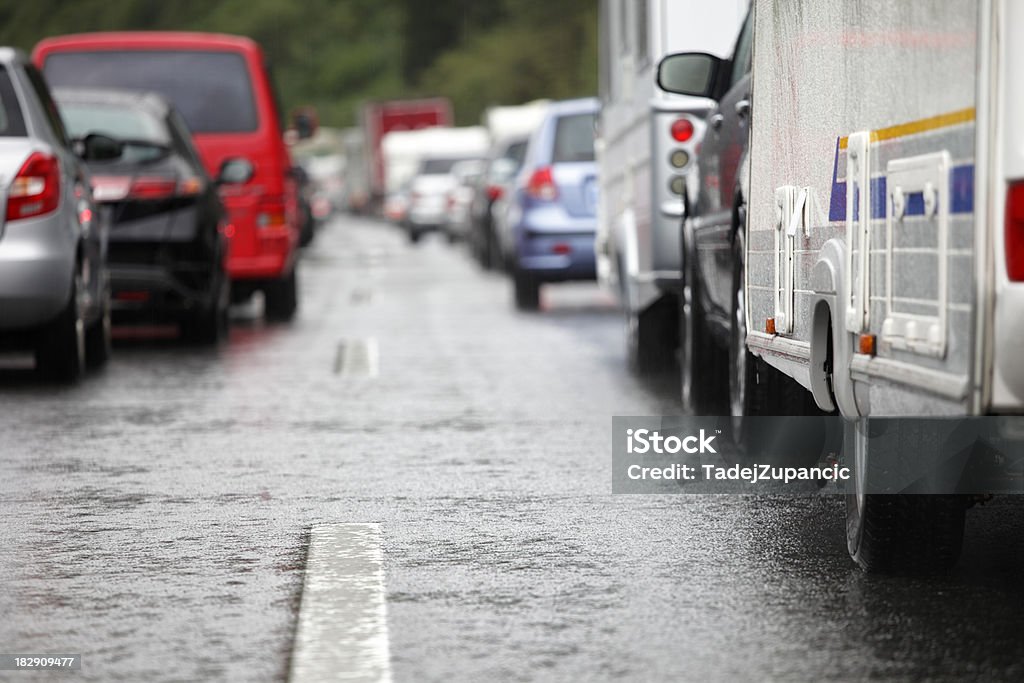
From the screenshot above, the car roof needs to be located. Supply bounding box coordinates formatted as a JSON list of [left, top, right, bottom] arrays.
[[52, 87, 171, 118], [34, 32, 260, 57], [546, 97, 600, 117]]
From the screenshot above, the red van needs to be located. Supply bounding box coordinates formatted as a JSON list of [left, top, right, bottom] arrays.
[[33, 32, 300, 320]]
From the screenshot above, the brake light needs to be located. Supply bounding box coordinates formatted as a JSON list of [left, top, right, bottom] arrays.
[[129, 177, 178, 200], [1007, 181, 1024, 281], [526, 166, 558, 201], [671, 117, 695, 143], [90, 175, 204, 202], [257, 200, 288, 229], [486, 185, 504, 201], [6, 152, 60, 221]]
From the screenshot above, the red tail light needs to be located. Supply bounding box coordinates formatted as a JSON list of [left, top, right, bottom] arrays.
[[1007, 180, 1024, 281], [257, 199, 288, 229], [526, 166, 558, 201], [6, 152, 60, 221], [90, 175, 205, 203], [486, 185, 504, 201], [670, 117, 695, 143]]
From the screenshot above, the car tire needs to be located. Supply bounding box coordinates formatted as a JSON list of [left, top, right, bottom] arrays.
[[845, 422, 966, 573], [264, 267, 298, 322], [726, 217, 823, 460], [36, 276, 85, 383], [84, 282, 112, 369], [183, 269, 230, 345], [679, 230, 714, 414], [513, 268, 540, 311]]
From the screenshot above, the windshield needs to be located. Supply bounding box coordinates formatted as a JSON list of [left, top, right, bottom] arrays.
[[44, 50, 259, 134], [552, 112, 596, 163]]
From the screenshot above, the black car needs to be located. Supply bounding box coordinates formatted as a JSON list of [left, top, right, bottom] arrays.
[[658, 13, 818, 433], [54, 88, 230, 343]]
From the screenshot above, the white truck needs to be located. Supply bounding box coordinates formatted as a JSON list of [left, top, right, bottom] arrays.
[[736, 0, 1022, 571], [597, 0, 747, 372]]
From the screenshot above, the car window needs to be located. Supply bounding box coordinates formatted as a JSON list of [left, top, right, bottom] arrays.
[[505, 141, 527, 166], [59, 101, 168, 143], [730, 12, 754, 88], [552, 113, 596, 163], [24, 64, 68, 144], [0, 66, 27, 137], [419, 158, 462, 175], [44, 50, 259, 134]]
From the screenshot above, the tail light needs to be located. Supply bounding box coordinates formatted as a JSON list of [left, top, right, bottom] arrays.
[[90, 174, 205, 203], [257, 199, 288, 229], [526, 166, 558, 201], [1006, 180, 1024, 281], [670, 117, 695, 143], [486, 185, 504, 201], [6, 152, 60, 221]]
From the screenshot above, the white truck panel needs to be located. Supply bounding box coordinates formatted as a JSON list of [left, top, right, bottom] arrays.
[[746, 0, 984, 417], [598, 0, 746, 318]]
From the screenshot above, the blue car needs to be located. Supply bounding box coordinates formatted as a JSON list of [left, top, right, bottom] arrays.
[[502, 98, 599, 310]]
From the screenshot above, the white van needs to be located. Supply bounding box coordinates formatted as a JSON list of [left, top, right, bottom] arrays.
[[733, 0, 1021, 571], [597, 0, 746, 372]]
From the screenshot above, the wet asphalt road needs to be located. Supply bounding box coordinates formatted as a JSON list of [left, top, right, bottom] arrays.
[[2, 216, 1024, 682]]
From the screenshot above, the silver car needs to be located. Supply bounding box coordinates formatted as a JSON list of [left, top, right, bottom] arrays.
[[0, 48, 110, 381]]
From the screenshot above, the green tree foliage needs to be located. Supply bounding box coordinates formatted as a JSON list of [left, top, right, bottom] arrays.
[[0, 0, 596, 127]]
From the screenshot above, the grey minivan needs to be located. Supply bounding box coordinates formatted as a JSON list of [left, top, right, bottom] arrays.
[[0, 48, 110, 381]]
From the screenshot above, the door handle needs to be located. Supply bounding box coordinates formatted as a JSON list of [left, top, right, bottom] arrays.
[[735, 99, 751, 118], [709, 113, 725, 131]]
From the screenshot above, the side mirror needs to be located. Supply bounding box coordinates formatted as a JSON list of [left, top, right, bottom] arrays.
[[76, 133, 123, 162], [291, 108, 318, 141], [656, 52, 722, 98], [217, 157, 255, 185]]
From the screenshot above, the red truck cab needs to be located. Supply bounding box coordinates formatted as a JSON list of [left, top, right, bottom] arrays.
[[33, 32, 300, 319]]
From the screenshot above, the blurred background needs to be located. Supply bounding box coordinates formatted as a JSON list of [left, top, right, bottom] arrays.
[[0, 0, 598, 127]]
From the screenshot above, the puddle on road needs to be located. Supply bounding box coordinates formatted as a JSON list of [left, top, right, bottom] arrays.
[[334, 339, 379, 378]]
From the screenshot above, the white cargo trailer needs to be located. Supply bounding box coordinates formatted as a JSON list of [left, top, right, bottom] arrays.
[[738, 0, 1024, 570], [597, 0, 746, 372]]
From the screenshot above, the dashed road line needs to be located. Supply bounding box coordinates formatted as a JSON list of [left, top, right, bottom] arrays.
[[289, 523, 392, 682]]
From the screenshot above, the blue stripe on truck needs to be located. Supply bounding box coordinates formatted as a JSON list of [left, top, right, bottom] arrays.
[[827, 138, 974, 222]]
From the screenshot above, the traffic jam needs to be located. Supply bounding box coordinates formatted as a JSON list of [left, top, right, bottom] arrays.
[[2, 0, 1024, 681]]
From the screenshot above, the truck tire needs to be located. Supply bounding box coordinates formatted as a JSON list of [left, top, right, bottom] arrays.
[[845, 422, 966, 573], [36, 276, 85, 383], [628, 295, 677, 376], [513, 268, 540, 311], [264, 267, 298, 322]]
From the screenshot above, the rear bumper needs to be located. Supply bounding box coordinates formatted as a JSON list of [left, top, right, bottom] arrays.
[[0, 213, 76, 330], [109, 261, 218, 318], [516, 230, 597, 281], [226, 224, 296, 280]]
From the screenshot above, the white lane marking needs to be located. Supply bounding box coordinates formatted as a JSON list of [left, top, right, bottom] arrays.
[[334, 338, 379, 378], [290, 523, 392, 683]]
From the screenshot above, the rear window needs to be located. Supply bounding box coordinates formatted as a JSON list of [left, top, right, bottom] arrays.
[[0, 67, 27, 137], [419, 158, 466, 175], [59, 102, 168, 143], [552, 113, 596, 163], [44, 50, 259, 134]]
